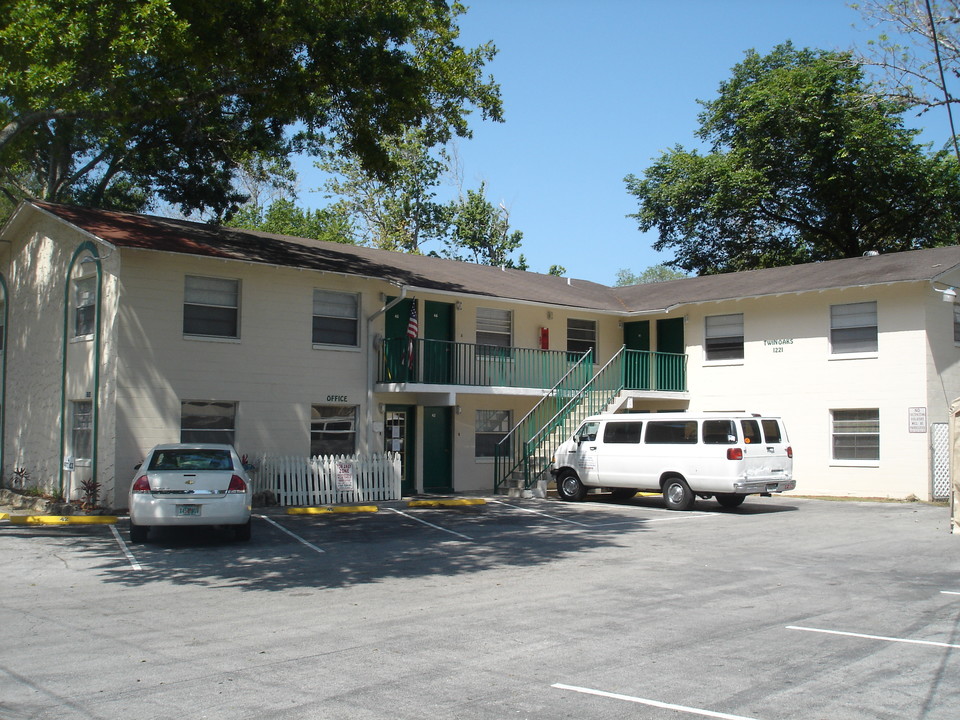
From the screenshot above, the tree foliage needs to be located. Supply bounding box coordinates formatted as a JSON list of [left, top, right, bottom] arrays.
[[445, 181, 524, 267], [615, 265, 688, 286], [224, 199, 352, 244], [0, 0, 502, 218], [852, 0, 960, 121], [625, 42, 960, 275], [318, 130, 527, 267], [318, 129, 451, 253]]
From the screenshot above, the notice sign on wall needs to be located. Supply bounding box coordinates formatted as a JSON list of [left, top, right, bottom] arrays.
[[909, 407, 928, 434], [336, 461, 355, 491]]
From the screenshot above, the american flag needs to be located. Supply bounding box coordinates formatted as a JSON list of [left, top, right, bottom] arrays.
[[406, 302, 418, 369]]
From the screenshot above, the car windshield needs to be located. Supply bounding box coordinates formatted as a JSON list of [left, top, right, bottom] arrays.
[[148, 449, 234, 471]]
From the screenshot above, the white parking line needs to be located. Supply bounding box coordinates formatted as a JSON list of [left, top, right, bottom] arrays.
[[552, 683, 761, 720], [109, 525, 143, 571], [258, 515, 326, 554], [387, 508, 473, 540], [490, 499, 715, 528], [488, 500, 592, 527], [786, 625, 960, 650], [941, 591, 960, 596]]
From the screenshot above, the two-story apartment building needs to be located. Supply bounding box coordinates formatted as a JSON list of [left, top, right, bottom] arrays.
[[2, 200, 960, 509]]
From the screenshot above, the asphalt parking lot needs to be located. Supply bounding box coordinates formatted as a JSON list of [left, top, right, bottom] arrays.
[[2, 494, 959, 720]]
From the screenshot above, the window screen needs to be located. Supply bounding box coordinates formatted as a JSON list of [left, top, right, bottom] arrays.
[[705, 314, 743, 361], [313, 290, 359, 346], [184, 276, 239, 338], [830, 302, 877, 354]]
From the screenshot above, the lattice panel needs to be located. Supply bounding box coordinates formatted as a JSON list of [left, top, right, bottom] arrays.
[[931, 423, 950, 500]]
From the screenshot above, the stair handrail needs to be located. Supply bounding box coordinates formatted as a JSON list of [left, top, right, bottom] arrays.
[[514, 347, 627, 491], [525, 346, 626, 453], [493, 349, 593, 492]]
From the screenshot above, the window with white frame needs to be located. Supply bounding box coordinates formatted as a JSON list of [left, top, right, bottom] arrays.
[[180, 400, 237, 444], [183, 275, 240, 338], [953, 304, 960, 343], [476, 409, 511, 458], [567, 318, 597, 357], [705, 313, 744, 361], [831, 409, 879, 461], [71, 400, 93, 461], [310, 405, 357, 456], [313, 290, 359, 346], [477, 307, 512, 352], [74, 276, 96, 337], [830, 301, 877, 354]]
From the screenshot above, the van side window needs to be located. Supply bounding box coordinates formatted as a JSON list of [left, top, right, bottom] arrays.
[[645, 420, 698, 444], [603, 422, 643, 444], [741, 420, 761, 444], [577, 422, 599, 442], [703, 420, 737, 444], [761, 419, 783, 443]]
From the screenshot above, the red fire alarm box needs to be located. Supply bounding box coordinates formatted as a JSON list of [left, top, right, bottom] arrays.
[[539, 327, 549, 349]]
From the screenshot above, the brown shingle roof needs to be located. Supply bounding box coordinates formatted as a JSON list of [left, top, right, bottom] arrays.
[[23, 201, 960, 314], [29, 201, 624, 311], [611, 246, 960, 312]]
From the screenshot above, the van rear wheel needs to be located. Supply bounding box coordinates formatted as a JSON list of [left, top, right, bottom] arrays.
[[716, 493, 746, 509], [663, 477, 695, 511], [556, 471, 587, 502]]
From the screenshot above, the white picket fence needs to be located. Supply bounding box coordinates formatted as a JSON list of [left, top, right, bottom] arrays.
[[253, 453, 402, 506]]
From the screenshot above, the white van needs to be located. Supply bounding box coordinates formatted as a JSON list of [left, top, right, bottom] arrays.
[[551, 413, 795, 510]]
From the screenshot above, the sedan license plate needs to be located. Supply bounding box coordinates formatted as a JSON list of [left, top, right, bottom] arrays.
[[176, 504, 201, 517]]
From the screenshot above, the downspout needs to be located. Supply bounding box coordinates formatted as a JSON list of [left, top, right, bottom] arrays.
[[0, 273, 7, 480], [365, 284, 408, 453], [59, 243, 102, 499]]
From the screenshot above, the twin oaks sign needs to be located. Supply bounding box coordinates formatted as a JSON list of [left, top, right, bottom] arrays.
[[764, 338, 793, 354]]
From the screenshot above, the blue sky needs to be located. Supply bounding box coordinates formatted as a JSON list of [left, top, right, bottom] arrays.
[[294, 1, 954, 285]]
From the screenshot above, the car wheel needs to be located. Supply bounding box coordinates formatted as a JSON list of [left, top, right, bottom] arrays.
[[610, 488, 638, 501], [556, 471, 587, 502], [129, 520, 148, 543], [716, 493, 746, 509], [235, 519, 252, 541], [662, 476, 695, 511]]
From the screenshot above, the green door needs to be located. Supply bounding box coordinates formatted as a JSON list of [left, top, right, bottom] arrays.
[[385, 298, 416, 382], [384, 405, 416, 495], [423, 301, 454, 384], [655, 317, 685, 391], [623, 320, 650, 390], [422, 406, 453, 493]]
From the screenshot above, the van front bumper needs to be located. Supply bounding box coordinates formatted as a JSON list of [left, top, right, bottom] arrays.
[[733, 479, 796, 494]]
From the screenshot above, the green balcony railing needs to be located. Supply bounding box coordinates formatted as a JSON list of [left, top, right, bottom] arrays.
[[378, 337, 591, 390]]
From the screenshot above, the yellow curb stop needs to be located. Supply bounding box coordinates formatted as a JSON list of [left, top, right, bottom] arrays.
[[287, 505, 378, 515], [9, 515, 118, 525], [407, 498, 487, 508]]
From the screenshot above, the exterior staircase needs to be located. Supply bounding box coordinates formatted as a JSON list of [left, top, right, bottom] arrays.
[[494, 347, 629, 495]]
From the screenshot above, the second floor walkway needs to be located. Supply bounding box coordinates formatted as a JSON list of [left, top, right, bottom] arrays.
[[376, 338, 686, 394]]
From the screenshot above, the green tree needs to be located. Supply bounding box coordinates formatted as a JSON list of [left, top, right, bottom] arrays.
[[615, 265, 687, 286], [548, 264, 567, 277], [625, 42, 960, 275], [853, 1, 960, 120], [0, 0, 502, 218], [225, 199, 352, 244], [445, 182, 524, 267], [318, 129, 451, 253]]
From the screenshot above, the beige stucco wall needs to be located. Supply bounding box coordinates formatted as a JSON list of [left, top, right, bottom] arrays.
[[676, 282, 960, 499], [2, 210, 120, 504]]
